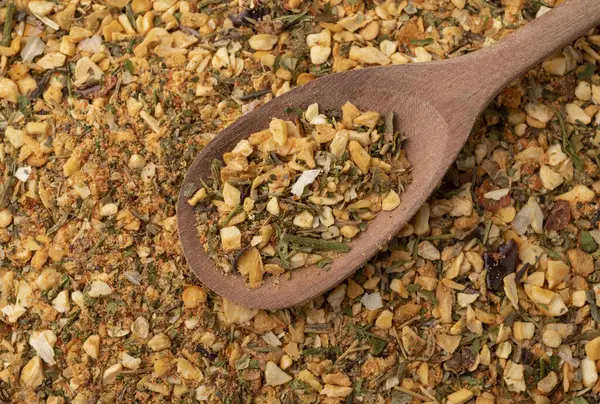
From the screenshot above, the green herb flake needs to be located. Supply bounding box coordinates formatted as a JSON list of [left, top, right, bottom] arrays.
[[544, 248, 562, 259], [406, 284, 421, 293], [17, 95, 30, 115], [282, 234, 350, 252], [106, 302, 118, 315], [234, 356, 250, 370], [420, 290, 438, 305], [580, 230, 597, 253], [578, 63, 596, 80], [462, 375, 482, 386], [550, 105, 584, 171], [316, 257, 333, 268], [410, 38, 434, 46], [289, 379, 306, 390], [586, 290, 600, 323], [124, 59, 134, 74], [368, 336, 387, 355], [0, 1, 15, 47]]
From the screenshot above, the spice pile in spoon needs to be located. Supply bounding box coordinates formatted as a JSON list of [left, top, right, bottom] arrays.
[[188, 102, 412, 288]]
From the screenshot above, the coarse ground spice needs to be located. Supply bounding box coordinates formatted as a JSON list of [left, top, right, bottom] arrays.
[[190, 103, 411, 288], [0, 0, 599, 403]]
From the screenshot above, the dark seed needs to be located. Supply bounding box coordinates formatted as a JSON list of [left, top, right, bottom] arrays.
[[195, 345, 218, 360], [444, 347, 476, 373], [229, 7, 268, 27], [483, 239, 518, 292], [520, 348, 535, 365]]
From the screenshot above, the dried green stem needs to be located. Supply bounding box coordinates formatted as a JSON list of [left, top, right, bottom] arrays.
[[281, 234, 350, 252], [1, 1, 15, 47], [221, 206, 243, 228]]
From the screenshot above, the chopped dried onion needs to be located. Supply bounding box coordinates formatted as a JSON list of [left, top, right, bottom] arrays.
[[512, 198, 542, 235], [483, 188, 509, 201], [106, 110, 120, 131], [291, 170, 321, 197], [15, 166, 32, 182], [124, 270, 141, 285], [261, 331, 282, 346], [29, 331, 56, 365], [33, 13, 59, 30], [77, 35, 104, 54], [361, 292, 383, 310], [122, 70, 134, 84], [558, 351, 579, 367], [530, 199, 544, 233], [309, 114, 328, 125], [88, 280, 113, 297], [21, 36, 46, 63]]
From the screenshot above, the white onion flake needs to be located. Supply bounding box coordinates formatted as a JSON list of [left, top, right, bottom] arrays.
[[361, 292, 383, 310], [88, 280, 113, 297], [33, 13, 59, 30], [512, 204, 533, 235], [483, 188, 509, 201], [106, 110, 120, 131], [77, 35, 104, 54], [261, 331, 282, 346], [291, 170, 321, 197], [512, 197, 544, 235], [1, 304, 26, 323], [122, 70, 134, 84], [558, 351, 579, 367], [530, 199, 544, 233], [21, 36, 46, 63], [309, 114, 328, 125], [124, 270, 142, 285], [15, 166, 32, 182], [29, 331, 56, 365]]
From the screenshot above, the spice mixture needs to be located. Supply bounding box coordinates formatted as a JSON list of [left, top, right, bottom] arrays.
[[190, 103, 411, 288], [0, 0, 600, 403]]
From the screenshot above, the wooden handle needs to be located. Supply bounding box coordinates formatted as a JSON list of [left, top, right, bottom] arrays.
[[444, 0, 600, 109]]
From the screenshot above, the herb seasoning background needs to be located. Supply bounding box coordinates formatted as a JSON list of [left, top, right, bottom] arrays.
[[1, 0, 600, 402]]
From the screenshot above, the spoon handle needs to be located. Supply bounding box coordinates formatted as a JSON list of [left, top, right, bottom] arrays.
[[450, 0, 600, 109]]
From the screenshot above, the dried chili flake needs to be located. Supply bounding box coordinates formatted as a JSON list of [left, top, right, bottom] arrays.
[[544, 200, 571, 231]]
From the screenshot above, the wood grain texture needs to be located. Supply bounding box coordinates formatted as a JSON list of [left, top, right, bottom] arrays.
[[177, 0, 600, 309]]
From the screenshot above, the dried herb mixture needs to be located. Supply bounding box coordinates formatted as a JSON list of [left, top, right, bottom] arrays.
[[0, 0, 599, 402], [190, 103, 411, 287]]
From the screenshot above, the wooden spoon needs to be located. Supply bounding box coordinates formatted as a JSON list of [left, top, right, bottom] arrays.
[[178, 0, 600, 309]]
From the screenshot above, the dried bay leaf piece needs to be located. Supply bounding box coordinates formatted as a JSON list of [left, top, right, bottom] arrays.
[[544, 200, 571, 231]]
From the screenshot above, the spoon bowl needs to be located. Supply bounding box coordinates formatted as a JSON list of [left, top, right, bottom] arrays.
[[177, 70, 463, 309], [177, 0, 600, 309]]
